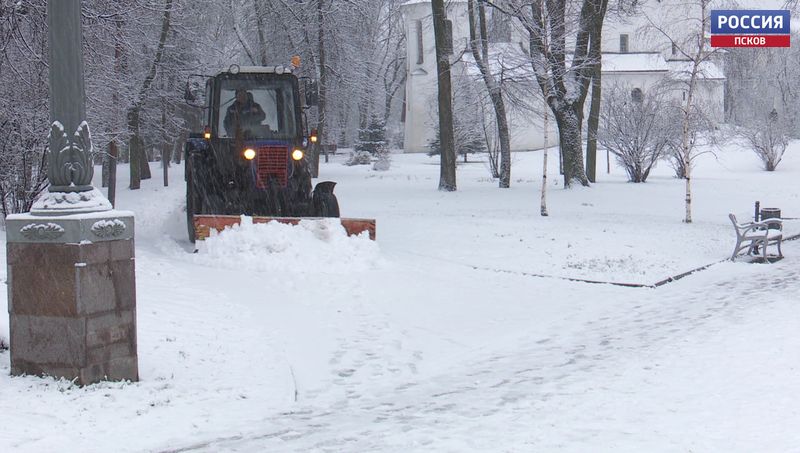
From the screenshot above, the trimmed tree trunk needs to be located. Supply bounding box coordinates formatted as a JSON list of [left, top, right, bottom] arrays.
[[312, 0, 327, 177], [173, 138, 183, 164], [431, 0, 456, 191], [102, 152, 110, 187], [140, 147, 151, 180], [128, 123, 141, 190], [553, 103, 590, 187], [161, 99, 169, 187], [108, 141, 117, 207], [586, 60, 601, 183], [585, 1, 605, 183]]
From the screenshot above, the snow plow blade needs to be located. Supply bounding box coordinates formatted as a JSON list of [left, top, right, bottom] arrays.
[[193, 215, 376, 241]]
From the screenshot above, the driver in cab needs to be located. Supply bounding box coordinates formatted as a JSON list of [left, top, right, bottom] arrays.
[[224, 88, 266, 137]]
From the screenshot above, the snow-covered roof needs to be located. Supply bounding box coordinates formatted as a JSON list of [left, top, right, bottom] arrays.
[[666, 59, 725, 81], [602, 53, 669, 73], [458, 45, 726, 85], [460, 46, 676, 79]]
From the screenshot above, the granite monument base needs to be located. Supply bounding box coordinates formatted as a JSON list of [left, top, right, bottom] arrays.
[[5, 211, 137, 385]]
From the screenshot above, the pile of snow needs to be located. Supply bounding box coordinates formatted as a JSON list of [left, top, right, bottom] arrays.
[[191, 216, 380, 273]]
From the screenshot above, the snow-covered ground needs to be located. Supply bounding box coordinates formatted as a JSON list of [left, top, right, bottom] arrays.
[[1, 143, 800, 452]]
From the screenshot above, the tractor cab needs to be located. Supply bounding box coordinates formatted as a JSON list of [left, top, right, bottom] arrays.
[[207, 67, 303, 146]]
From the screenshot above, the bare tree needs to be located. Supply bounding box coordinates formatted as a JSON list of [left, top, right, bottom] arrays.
[[467, 0, 512, 188], [585, 0, 639, 182], [0, 1, 49, 216], [584, 0, 609, 183], [488, 0, 609, 188], [645, 0, 718, 223], [725, 39, 800, 171], [432, 0, 456, 191], [427, 85, 487, 163], [0, 0, 210, 213], [129, 0, 172, 189], [237, 1, 406, 162], [598, 84, 673, 183], [662, 99, 715, 181], [739, 109, 789, 171]]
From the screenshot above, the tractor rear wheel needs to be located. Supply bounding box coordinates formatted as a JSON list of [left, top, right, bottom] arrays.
[[186, 169, 197, 243], [314, 192, 340, 217]]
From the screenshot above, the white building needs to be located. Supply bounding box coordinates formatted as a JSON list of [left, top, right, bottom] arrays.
[[400, 0, 725, 153]]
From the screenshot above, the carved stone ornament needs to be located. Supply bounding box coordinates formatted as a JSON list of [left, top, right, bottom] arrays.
[[20, 222, 65, 240], [91, 219, 127, 238], [48, 120, 94, 191]]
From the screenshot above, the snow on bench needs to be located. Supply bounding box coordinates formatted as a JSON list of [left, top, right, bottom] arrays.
[[729, 213, 783, 261]]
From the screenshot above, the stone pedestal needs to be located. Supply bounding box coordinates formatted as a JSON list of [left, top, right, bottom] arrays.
[[5, 210, 138, 385]]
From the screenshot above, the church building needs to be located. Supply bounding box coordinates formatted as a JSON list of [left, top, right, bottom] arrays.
[[399, 0, 726, 153]]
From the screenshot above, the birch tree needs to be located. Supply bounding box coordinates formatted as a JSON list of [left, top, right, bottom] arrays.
[[646, 0, 718, 223]]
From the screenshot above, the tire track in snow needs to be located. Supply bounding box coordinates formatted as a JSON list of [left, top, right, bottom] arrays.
[[159, 249, 800, 452]]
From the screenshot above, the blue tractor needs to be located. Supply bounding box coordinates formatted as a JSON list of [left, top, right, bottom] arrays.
[[184, 65, 373, 243]]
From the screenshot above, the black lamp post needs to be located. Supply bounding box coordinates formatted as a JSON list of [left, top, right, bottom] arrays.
[[30, 0, 111, 213]]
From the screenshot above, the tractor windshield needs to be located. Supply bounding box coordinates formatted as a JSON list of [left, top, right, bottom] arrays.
[[218, 76, 298, 140]]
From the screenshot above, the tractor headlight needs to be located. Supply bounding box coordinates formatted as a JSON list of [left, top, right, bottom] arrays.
[[292, 149, 304, 161], [244, 148, 256, 160]]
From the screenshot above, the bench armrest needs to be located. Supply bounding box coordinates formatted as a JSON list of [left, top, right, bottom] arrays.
[[740, 222, 776, 235]]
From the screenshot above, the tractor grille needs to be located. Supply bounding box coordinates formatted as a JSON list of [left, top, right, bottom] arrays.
[[255, 145, 289, 188]]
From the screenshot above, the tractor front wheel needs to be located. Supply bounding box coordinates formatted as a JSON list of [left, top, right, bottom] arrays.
[[314, 192, 340, 217], [186, 167, 198, 243]]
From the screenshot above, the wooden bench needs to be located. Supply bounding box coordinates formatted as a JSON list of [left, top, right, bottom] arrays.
[[729, 213, 783, 261]]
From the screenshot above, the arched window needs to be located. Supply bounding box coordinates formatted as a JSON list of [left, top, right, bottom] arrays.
[[631, 88, 643, 103]]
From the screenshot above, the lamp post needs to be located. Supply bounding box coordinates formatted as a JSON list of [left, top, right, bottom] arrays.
[[5, 0, 138, 385]]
